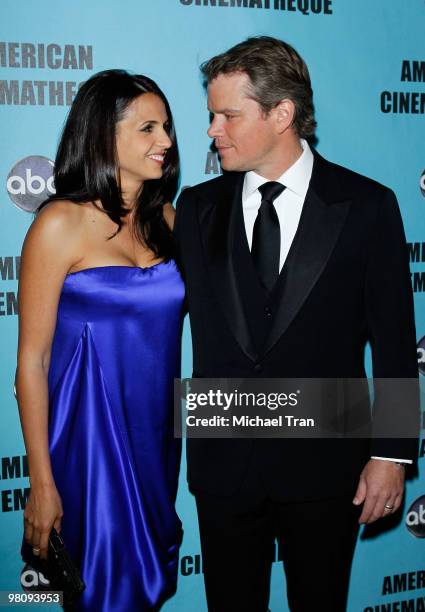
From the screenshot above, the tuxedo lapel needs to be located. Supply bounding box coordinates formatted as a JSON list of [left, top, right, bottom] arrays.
[[196, 153, 352, 361], [263, 153, 352, 356], [199, 173, 258, 363]]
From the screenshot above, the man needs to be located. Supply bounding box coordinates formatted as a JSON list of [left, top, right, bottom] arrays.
[[174, 37, 418, 611]]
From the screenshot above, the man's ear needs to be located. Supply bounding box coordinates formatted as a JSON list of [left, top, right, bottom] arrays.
[[273, 99, 296, 134]]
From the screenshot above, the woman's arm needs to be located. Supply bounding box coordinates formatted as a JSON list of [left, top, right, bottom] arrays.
[[16, 201, 82, 559]]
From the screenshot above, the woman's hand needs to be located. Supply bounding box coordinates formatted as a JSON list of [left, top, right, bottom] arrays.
[[24, 483, 63, 560]]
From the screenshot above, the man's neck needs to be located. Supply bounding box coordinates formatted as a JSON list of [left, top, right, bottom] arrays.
[[254, 136, 304, 181]]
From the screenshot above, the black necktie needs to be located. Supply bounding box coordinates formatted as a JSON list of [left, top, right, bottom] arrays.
[[251, 181, 285, 292]]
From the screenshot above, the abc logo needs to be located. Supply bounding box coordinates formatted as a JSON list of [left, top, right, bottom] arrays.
[[7, 156, 55, 213], [417, 336, 425, 376], [20, 564, 51, 591], [421, 169, 425, 197], [405, 495, 425, 538]]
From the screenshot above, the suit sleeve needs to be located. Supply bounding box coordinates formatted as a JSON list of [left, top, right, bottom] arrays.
[[173, 188, 195, 312], [364, 188, 419, 461], [173, 190, 184, 254]]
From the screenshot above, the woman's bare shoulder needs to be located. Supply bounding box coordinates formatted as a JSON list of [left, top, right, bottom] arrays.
[[33, 199, 86, 231], [30, 199, 105, 240], [22, 200, 90, 266]]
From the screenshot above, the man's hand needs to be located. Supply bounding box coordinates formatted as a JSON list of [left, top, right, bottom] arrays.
[[352, 459, 405, 524]]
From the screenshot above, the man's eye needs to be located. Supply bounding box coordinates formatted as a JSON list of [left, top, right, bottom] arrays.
[[225, 115, 235, 120]]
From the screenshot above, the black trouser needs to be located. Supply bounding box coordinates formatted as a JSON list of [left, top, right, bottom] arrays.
[[194, 463, 361, 612]]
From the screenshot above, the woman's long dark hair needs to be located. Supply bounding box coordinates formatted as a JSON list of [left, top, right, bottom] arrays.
[[43, 69, 179, 259]]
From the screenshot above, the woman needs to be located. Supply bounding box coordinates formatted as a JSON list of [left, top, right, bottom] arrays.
[[16, 69, 184, 611]]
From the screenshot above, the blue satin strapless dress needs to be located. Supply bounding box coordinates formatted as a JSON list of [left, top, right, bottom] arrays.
[[45, 261, 184, 610]]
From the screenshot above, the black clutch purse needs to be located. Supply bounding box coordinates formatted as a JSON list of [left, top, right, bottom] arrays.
[[21, 528, 85, 608], [43, 528, 86, 606]]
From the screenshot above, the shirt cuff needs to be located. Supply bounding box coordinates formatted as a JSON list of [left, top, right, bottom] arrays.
[[371, 456, 413, 464]]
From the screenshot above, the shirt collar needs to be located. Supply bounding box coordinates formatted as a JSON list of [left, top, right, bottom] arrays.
[[242, 139, 314, 202]]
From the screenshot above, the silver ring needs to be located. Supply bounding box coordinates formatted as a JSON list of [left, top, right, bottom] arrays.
[[384, 504, 394, 510], [33, 547, 40, 554]]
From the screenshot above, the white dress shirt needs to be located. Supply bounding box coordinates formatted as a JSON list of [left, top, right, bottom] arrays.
[[242, 139, 313, 272], [241, 139, 411, 465]]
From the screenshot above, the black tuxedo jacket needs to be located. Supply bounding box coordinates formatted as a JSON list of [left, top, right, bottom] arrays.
[[174, 150, 418, 502]]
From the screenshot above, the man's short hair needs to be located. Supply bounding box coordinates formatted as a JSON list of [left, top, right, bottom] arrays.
[[201, 36, 317, 140]]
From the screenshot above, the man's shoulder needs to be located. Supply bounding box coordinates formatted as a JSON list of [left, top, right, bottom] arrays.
[[179, 173, 240, 201], [175, 173, 242, 225], [315, 152, 394, 201]]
